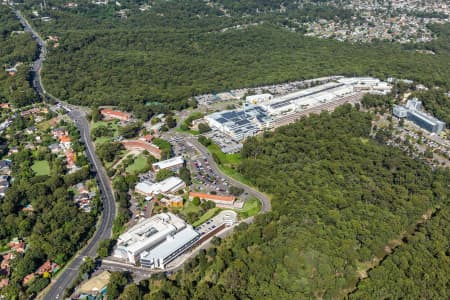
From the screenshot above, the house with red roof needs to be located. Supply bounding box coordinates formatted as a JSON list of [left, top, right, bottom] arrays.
[[22, 273, 35, 285], [0, 278, 9, 289], [1, 253, 13, 271], [59, 135, 72, 149], [8, 240, 26, 253], [36, 260, 60, 275], [65, 149, 76, 168]]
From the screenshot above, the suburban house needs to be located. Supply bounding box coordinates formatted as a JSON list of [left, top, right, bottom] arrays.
[[59, 135, 72, 149]]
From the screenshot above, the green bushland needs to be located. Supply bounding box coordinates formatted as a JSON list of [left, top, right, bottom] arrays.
[[22, 1, 450, 115], [134, 105, 450, 299], [0, 6, 38, 107]]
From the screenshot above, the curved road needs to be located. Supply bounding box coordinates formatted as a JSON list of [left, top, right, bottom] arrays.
[[15, 8, 270, 297], [185, 136, 272, 212], [14, 10, 116, 299]]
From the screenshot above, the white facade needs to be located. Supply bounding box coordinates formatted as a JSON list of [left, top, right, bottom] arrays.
[[113, 213, 187, 264], [406, 98, 422, 111], [135, 177, 186, 196], [205, 105, 271, 141], [262, 82, 354, 115], [245, 93, 273, 105], [140, 226, 200, 269], [152, 156, 184, 172], [393, 105, 408, 118]]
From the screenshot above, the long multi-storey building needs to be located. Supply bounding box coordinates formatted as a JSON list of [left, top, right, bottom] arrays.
[[407, 110, 445, 133], [393, 99, 445, 133], [205, 77, 392, 141], [205, 105, 271, 141], [113, 213, 190, 265], [140, 226, 199, 269]]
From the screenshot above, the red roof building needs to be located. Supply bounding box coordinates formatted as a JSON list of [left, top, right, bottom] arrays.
[[138, 135, 154, 143], [100, 109, 131, 121], [22, 274, 35, 285], [8, 241, 25, 253], [0, 278, 9, 289], [122, 140, 161, 159], [65, 149, 76, 168], [1, 253, 13, 270], [189, 192, 236, 208]]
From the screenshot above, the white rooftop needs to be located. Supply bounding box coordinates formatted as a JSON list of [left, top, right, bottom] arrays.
[[115, 213, 186, 257], [152, 156, 184, 170], [136, 176, 185, 195], [140, 225, 199, 261]]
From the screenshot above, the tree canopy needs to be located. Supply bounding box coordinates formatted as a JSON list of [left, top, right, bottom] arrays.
[[132, 106, 450, 299]]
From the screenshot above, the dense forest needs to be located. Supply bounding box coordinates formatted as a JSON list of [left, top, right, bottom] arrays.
[[18, 0, 450, 113], [349, 206, 449, 299], [118, 106, 450, 299], [0, 6, 39, 107]]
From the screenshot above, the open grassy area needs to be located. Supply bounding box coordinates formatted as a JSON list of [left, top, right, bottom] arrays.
[[238, 197, 261, 219], [192, 207, 221, 227], [176, 128, 200, 135], [180, 200, 202, 216], [31, 160, 50, 176], [92, 120, 120, 144], [205, 142, 254, 185], [126, 154, 148, 174], [207, 143, 242, 165], [0, 244, 9, 253]]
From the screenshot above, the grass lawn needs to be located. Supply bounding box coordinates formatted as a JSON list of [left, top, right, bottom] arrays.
[[176, 128, 200, 135], [180, 201, 202, 216], [32, 160, 50, 176], [0, 244, 9, 253], [126, 154, 148, 174], [92, 120, 120, 143], [207, 143, 241, 165], [206, 143, 254, 185], [238, 197, 261, 219], [193, 207, 221, 227], [95, 136, 112, 145]]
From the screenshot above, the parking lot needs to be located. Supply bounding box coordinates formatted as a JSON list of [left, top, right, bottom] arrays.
[[168, 136, 197, 157], [189, 156, 232, 194], [195, 210, 237, 235], [204, 130, 242, 154]]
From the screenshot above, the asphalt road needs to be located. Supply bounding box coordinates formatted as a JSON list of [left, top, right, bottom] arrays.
[[186, 137, 272, 213], [14, 10, 117, 299], [41, 111, 117, 300]]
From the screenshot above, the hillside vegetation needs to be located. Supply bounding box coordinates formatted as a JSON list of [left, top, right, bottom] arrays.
[[0, 6, 38, 106], [119, 106, 450, 299], [21, 0, 450, 114]]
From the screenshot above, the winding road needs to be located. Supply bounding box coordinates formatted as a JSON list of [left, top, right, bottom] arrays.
[[14, 8, 271, 298], [14, 10, 116, 299], [186, 136, 272, 212]]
